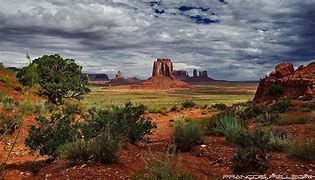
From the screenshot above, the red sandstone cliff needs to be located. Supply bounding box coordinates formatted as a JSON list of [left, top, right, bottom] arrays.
[[253, 62, 315, 103]]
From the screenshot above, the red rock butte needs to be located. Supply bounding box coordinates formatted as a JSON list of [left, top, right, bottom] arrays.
[[134, 58, 192, 89], [253, 61, 315, 103]]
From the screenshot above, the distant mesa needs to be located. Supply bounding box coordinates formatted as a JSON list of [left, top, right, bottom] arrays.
[[173, 69, 215, 82], [134, 58, 192, 89], [87, 73, 110, 85], [253, 61, 315, 103], [87, 71, 141, 85], [87, 74, 109, 81]]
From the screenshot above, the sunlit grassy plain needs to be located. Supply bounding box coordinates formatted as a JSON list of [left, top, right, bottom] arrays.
[[83, 82, 258, 111]]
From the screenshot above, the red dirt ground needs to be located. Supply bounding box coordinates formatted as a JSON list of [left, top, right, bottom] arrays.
[[1, 107, 314, 179]]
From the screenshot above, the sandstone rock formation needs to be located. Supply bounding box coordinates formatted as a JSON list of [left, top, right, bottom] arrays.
[[152, 59, 174, 78], [135, 58, 191, 89], [173, 69, 215, 82], [253, 62, 315, 103], [115, 70, 123, 79], [110, 70, 130, 85]]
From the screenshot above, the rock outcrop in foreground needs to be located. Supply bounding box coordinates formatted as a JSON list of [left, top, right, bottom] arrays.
[[253, 62, 315, 103], [135, 58, 191, 89]]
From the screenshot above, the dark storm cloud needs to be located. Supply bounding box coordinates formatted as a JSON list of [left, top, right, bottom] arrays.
[[0, 0, 314, 80]]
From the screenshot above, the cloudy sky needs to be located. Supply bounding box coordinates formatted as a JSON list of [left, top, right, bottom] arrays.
[[0, 0, 315, 80]]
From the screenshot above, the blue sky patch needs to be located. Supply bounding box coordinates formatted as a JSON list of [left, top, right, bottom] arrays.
[[190, 15, 219, 24], [178, 6, 210, 12]]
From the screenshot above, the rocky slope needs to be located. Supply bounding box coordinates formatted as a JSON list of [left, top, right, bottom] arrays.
[[0, 67, 23, 100]]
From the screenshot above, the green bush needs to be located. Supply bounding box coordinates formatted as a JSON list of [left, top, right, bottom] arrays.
[[270, 100, 291, 113], [25, 102, 156, 161], [211, 111, 244, 144], [131, 146, 196, 180], [265, 84, 284, 99], [288, 142, 315, 162], [61, 130, 120, 164], [232, 129, 270, 174], [275, 114, 308, 126], [211, 103, 227, 110], [83, 102, 156, 144], [25, 112, 81, 159], [268, 129, 291, 151], [173, 118, 204, 151], [181, 100, 197, 109]]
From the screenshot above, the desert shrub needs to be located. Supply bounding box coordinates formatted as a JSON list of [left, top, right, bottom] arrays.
[[170, 105, 178, 112], [268, 129, 291, 151], [233, 103, 263, 121], [62, 100, 84, 115], [175, 116, 193, 123], [83, 102, 156, 144], [288, 142, 315, 162], [257, 112, 273, 126], [275, 114, 308, 126], [0, 95, 16, 111], [25, 112, 81, 159], [131, 146, 196, 180], [34, 101, 48, 115], [211, 103, 227, 110], [0, 111, 22, 137], [201, 109, 208, 115], [0, 91, 6, 101], [210, 111, 244, 144], [181, 100, 196, 109], [173, 118, 204, 151], [19, 99, 36, 115], [61, 129, 120, 164], [301, 107, 312, 112], [270, 100, 291, 113], [0, 75, 10, 85], [148, 107, 167, 115], [45, 103, 57, 113], [232, 129, 270, 174], [265, 84, 284, 99], [25, 102, 156, 160]]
